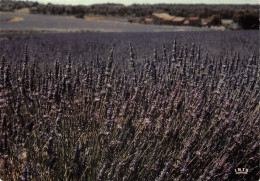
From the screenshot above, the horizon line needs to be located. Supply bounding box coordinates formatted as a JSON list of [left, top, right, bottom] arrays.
[[11, 0, 259, 6]]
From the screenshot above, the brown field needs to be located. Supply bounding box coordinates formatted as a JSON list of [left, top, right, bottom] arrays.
[[14, 8, 30, 14]]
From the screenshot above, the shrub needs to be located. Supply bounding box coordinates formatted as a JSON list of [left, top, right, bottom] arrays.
[[233, 12, 259, 29], [210, 14, 222, 26]]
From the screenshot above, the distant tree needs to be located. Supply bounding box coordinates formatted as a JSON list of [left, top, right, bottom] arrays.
[[210, 14, 221, 26], [233, 12, 259, 29]]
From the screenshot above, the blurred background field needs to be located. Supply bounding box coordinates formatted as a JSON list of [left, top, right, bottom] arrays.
[[0, 11, 207, 33], [0, 1, 258, 33]]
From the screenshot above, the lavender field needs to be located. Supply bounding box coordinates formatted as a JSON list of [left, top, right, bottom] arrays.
[[0, 31, 259, 180]]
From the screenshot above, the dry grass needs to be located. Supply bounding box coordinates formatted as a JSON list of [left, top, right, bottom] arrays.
[[14, 8, 30, 14], [83, 16, 126, 21], [68, 15, 124, 21], [9, 16, 24, 22]]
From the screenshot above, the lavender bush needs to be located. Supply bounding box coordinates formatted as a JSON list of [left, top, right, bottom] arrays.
[[0, 32, 259, 180]]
